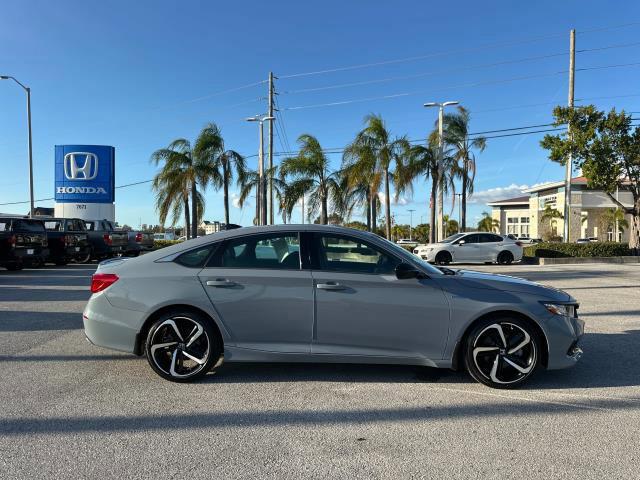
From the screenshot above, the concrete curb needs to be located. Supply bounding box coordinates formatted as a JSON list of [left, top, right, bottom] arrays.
[[522, 255, 640, 265]]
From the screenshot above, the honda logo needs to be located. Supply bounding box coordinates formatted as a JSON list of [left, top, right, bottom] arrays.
[[64, 152, 99, 180]]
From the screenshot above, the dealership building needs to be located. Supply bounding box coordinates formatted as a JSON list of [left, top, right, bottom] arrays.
[[487, 176, 634, 242]]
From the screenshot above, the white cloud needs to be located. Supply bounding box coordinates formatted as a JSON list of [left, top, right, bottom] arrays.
[[377, 191, 409, 206], [232, 193, 245, 209]]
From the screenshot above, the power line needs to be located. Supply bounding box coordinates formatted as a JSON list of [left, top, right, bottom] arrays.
[[282, 42, 640, 96], [154, 80, 267, 110], [282, 62, 640, 112], [278, 22, 640, 80]]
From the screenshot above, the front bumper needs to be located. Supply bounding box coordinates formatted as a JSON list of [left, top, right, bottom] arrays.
[[545, 313, 585, 370]]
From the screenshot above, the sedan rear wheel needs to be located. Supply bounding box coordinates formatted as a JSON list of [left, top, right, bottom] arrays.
[[497, 251, 514, 265], [464, 318, 540, 388], [145, 311, 220, 382]]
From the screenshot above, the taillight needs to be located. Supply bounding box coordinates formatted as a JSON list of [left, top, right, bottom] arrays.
[[9, 235, 16, 248], [135, 233, 143, 243], [103, 233, 112, 245], [515, 241, 523, 247], [90, 273, 119, 293]]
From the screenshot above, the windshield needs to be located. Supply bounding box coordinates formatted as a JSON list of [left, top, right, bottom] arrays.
[[375, 234, 443, 275], [441, 233, 465, 243]]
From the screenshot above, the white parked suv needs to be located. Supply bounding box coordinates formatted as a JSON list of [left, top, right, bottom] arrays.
[[413, 232, 523, 265]]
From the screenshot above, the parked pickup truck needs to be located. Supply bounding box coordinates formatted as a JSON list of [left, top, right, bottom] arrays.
[[124, 231, 154, 256], [0, 217, 49, 270], [41, 217, 91, 265], [83, 219, 128, 260]]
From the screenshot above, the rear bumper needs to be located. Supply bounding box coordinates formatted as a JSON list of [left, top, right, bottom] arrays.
[[83, 293, 145, 354], [3, 247, 49, 263]]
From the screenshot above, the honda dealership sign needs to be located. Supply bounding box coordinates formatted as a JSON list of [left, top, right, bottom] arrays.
[[54, 145, 116, 221]]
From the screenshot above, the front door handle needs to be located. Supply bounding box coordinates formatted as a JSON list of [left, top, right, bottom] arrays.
[[206, 279, 237, 288], [316, 282, 346, 291]]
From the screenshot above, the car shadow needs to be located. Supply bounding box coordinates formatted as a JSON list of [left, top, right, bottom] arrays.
[[202, 330, 640, 390]]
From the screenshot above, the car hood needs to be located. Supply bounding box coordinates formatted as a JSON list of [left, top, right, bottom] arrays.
[[449, 269, 573, 302]]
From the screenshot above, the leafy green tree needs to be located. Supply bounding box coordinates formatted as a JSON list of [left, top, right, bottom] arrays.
[[344, 114, 410, 239], [412, 224, 430, 244], [443, 106, 486, 231], [280, 134, 341, 224], [442, 215, 459, 237], [344, 220, 369, 231], [477, 211, 500, 232], [595, 208, 629, 241], [541, 106, 640, 251]]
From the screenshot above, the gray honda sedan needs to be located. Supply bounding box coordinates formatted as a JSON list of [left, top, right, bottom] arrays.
[[83, 225, 584, 388]]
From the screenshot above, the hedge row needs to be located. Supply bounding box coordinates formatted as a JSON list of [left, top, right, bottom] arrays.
[[153, 240, 182, 250], [523, 242, 631, 258]]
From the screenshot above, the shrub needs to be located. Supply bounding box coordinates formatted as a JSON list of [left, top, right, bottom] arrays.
[[153, 240, 182, 250], [523, 242, 631, 258]]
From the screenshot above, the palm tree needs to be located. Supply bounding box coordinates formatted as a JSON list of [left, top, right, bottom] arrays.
[[540, 206, 564, 240], [152, 123, 223, 238], [477, 211, 500, 232], [237, 166, 287, 225], [151, 164, 194, 238], [442, 215, 459, 237], [280, 134, 341, 224], [344, 114, 410, 239], [207, 146, 246, 226], [342, 140, 379, 232], [443, 106, 486, 232]]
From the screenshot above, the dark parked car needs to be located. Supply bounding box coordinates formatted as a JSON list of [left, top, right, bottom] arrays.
[[125, 231, 154, 257], [83, 219, 128, 260], [0, 217, 49, 270], [41, 217, 91, 265]]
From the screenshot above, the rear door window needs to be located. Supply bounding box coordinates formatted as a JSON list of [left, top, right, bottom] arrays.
[[210, 233, 301, 270], [11, 220, 45, 233]]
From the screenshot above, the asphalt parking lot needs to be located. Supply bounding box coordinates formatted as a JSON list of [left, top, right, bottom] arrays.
[[1, 263, 639, 479]]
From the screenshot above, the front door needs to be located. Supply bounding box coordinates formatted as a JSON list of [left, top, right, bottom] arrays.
[[198, 232, 313, 353], [452, 234, 482, 262], [310, 233, 450, 361]]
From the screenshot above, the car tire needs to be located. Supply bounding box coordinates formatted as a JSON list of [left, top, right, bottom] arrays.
[[464, 317, 541, 389], [73, 252, 92, 264], [497, 251, 514, 265], [435, 251, 452, 265], [145, 310, 221, 383]]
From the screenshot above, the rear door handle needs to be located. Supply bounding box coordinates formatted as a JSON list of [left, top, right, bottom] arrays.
[[206, 279, 237, 288], [316, 282, 346, 291]]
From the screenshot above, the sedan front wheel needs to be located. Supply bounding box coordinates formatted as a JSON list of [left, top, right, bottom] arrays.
[[464, 317, 540, 388], [145, 311, 221, 382]]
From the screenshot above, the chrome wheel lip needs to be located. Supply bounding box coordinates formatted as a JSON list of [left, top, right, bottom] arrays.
[[149, 316, 210, 379], [472, 322, 536, 385]]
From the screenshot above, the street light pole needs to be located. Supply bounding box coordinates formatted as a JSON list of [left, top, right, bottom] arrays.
[[455, 193, 462, 232], [424, 101, 459, 242], [1, 75, 35, 218], [408, 209, 415, 241], [246, 115, 275, 226]]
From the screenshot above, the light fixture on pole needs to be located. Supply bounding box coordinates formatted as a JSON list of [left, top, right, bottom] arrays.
[[1, 75, 34, 218], [245, 114, 275, 226], [407, 209, 415, 241], [424, 101, 459, 242]]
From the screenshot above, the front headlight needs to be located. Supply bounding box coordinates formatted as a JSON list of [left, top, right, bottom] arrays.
[[543, 303, 576, 317]]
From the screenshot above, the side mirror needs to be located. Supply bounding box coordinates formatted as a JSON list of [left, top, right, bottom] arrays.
[[395, 262, 421, 280], [458, 240, 466, 245]]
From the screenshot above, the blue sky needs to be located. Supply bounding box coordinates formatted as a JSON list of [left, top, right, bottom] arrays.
[[1, 0, 639, 228]]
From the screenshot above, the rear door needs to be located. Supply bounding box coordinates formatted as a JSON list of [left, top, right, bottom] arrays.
[[310, 233, 450, 360], [198, 231, 314, 353], [478, 233, 504, 261]]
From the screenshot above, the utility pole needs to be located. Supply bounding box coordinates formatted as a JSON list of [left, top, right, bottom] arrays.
[[424, 101, 458, 242], [301, 196, 305, 224], [268, 72, 275, 225], [563, 29, 576, 243], [246, 114, 274, 225]]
